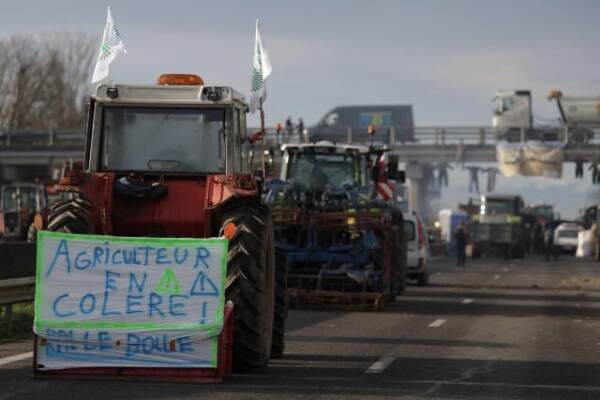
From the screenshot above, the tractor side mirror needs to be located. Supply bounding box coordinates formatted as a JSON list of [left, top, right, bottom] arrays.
[[371, 166, 379, 183], [387, 155, 399, 180], [395, 170, 406, 183]]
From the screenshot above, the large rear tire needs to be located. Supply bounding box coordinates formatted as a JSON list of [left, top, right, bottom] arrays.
[[46, 195, 93, 234], [221, 205, 275, 372], [271, 249, 287, 358]]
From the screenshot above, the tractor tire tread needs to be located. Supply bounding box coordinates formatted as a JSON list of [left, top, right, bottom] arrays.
[[221, 205, 275, 372]]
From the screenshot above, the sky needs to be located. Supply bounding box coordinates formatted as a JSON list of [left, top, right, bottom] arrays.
[[1, 0, 599, 218]]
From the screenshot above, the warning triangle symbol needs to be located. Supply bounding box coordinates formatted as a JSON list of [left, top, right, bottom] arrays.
[[155, 268, 181, 295], [189, 272, 219, 297]]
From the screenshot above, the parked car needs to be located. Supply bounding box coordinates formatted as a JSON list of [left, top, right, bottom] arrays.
[[554, 222, 583, 254], [403, 212, 429, 286]]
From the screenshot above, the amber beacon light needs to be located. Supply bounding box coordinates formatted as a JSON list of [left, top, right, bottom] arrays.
[[157, 73, 204, 86]]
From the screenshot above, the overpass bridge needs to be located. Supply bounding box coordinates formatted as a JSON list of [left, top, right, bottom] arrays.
[[3, 126, 600, 169], [2, 127, 600, 217]]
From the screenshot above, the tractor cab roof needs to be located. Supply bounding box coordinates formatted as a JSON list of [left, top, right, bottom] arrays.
[[94, 82, 247, 108], [481, 194, 521, 201], [281, 141, 372, 155]]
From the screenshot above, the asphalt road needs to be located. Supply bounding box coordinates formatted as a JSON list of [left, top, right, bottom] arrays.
[[2, 254, 600, 399]]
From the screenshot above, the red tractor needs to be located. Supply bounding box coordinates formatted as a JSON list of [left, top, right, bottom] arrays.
[[47, 73, 284, 371]]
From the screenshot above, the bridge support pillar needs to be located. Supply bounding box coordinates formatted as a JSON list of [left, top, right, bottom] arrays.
[[405, 162, 427, 216]]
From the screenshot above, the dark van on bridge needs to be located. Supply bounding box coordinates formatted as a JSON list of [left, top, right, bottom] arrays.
[[308, 105, 414, 144]]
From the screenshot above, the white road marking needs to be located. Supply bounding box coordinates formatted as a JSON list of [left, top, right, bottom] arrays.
[[396, 379, 600, 394], [0, 351, 33, 367], [429, 319, 446, 328], [365, 356, 395, 374], [462, 298, 473, 304], [493, 275, 500, 280]]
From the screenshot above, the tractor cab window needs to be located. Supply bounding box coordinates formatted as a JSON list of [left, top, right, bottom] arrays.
[[286, 153, 360, 190], [239, 110, 248, 172], [484, 199, 513, 215], [101, 107, 224, 173], [1, 186, 40, 211], [228, 107, 247, 174], [1, 188, 16, 210]]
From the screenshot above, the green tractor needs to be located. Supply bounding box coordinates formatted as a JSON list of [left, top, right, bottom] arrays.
[[469, 195, 527, 259]]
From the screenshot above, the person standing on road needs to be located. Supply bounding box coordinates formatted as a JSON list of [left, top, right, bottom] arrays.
[[455, 222, 468, 268], [544, 224, 557, 261]]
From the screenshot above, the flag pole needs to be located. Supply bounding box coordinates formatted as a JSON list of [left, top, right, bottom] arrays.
[[260, 99, 266, 180]]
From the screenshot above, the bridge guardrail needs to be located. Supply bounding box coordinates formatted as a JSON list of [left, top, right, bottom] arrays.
[[2, 126, 600, 150]]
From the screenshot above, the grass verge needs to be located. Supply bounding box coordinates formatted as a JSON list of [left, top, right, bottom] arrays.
[[0, 302, 33, 343]]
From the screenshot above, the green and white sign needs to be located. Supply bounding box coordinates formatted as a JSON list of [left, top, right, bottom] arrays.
[[34, 231, 227, 369]]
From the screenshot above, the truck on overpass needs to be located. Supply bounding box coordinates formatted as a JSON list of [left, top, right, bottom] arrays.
[[308, 105, 414, 144], [493, 89, 600, 144]]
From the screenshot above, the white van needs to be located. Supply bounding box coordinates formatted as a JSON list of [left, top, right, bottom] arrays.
[[554, 222, 583, 253], [403, 212, 429, 286]]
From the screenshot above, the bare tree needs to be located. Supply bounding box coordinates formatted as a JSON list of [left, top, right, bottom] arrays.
[[0, 31, 96, 134], [46, 31, 96, 128]]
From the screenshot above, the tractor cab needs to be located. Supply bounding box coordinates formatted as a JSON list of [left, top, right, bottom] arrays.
[[0, 183, 47, 240], [86, 74, 249, 177], [267, 141, 400, 208], [60, 74, 258, 238], [269, 142, 400, 205], [281, 143, 373, 191]]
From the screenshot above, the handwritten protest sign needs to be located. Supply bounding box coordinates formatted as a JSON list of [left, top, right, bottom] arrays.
[[34, 231, 227, 370]]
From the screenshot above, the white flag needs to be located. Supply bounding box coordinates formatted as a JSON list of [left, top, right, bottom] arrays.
[[249, 19, 272, 113], [91, 6, 127, 84]]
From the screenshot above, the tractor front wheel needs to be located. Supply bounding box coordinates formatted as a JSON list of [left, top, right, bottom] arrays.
[[221, 205, 275, 372]]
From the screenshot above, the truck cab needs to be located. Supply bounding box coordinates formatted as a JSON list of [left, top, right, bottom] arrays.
[[493, 90, 532, 131]]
